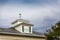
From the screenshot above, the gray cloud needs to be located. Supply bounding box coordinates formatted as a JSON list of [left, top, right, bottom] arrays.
[[0, 0, 60, 33]]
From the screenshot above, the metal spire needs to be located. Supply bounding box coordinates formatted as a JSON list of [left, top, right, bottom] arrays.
[[19, 13, 21, 19]]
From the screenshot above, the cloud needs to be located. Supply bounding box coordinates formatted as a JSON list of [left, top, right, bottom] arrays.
[[0, 0, 60, 33]]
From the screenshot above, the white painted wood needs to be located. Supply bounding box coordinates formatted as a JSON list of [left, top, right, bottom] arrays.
[[12, 19, 33, 33], [24, 26, 29, 33], [31, 27, 32, 33], [15, 25, 32, 33], [15, 25, 22, 32], [12, 22, 22, 27]]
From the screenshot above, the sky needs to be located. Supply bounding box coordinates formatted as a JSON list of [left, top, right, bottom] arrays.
[[0, 0, 60, 33]]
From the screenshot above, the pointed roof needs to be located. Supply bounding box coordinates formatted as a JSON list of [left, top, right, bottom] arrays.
[[12, 19, 30, 24], [14, 23, 33, 28]]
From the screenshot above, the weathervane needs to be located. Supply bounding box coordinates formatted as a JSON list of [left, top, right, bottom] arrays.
[[19, 13, 21, 19]]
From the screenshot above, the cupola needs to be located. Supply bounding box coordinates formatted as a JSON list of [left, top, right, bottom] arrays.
[[12, 14, 33, 33]]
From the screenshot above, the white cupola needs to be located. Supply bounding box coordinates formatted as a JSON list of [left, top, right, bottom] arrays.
[[12, 14, 33, 33]]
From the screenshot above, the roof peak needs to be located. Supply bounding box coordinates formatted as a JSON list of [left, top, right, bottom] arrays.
[[12, 19, 30, 24]]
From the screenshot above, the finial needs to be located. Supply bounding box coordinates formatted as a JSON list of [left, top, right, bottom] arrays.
[[19, 13, 21, 19]]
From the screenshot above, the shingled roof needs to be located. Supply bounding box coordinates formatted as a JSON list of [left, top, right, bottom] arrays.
[[0, 28, 20, 33], [0, 27, 45, 38]]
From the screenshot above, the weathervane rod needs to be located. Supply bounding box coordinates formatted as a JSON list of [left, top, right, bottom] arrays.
[[19, 13, 21, 19]]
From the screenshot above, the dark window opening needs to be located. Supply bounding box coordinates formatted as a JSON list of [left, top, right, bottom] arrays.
[[22, 26, 24, 32], [29, 27, 31, 32]]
